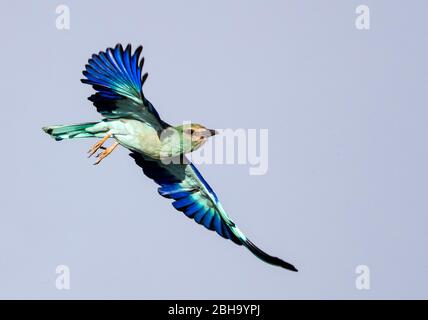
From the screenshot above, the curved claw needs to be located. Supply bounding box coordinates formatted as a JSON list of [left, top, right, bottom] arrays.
[[94, 142, 119, 165], [88, 132, 112, 158]]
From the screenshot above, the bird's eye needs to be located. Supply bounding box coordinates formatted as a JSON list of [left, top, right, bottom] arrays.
[[188, 129, 195, 135]]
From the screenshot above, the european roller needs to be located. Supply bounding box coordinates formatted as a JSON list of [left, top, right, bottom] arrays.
[[43, 44, 298, 272]]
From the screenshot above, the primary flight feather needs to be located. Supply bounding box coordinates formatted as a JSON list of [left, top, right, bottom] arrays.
[[43, 44, 298, 272]]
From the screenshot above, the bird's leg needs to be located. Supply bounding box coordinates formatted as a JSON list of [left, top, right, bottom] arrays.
[[94, 142, 119, 165], [88, 132, 112, 158]]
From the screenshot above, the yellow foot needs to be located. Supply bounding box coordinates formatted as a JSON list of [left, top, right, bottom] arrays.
[[94, 142, 119, 165], [88, 132, 112, 158]]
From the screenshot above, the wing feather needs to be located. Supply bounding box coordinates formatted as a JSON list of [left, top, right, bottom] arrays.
[[81, 44, 167, 132], [130, 152, 298, 271]]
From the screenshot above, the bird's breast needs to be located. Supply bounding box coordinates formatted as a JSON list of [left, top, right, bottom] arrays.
[[110, 119, 161, 158]]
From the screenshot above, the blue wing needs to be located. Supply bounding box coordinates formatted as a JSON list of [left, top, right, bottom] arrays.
[[81, 44, 168, 131], [130, 152, 298, 271]]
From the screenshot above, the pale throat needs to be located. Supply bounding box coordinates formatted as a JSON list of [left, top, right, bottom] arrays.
[[159, 128, 195, 159]]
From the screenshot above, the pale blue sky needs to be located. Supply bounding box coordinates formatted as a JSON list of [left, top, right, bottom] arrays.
[[0, 0, 427, 299]]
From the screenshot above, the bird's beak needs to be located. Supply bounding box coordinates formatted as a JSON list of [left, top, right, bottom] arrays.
[[208, 129, 218, 136]]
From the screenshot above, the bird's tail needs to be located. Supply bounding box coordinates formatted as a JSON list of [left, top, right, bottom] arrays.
[[42, 122, 101, 141]]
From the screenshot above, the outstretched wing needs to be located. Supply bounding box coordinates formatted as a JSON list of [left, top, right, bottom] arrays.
[[130, 152, 298, 271], [81, 44, 168, 132]]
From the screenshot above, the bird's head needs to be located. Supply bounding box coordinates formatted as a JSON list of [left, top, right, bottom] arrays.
[[175, 123, 218, 152], [160, 123, 218, 159]]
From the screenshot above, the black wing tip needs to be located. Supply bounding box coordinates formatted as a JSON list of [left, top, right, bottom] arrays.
[[91, 43, 140, 60], [281, 261, 299, 272], [267, 255, 298, 272], [142, 72, 149, 85], [135, 45, 143, 54], [245, 239, 298, 272]]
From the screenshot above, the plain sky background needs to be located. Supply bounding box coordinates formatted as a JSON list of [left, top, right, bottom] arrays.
[[0, 0, 427, 299]]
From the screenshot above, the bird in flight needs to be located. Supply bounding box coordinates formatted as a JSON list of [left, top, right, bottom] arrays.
[[43, 44, 298, 272]]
